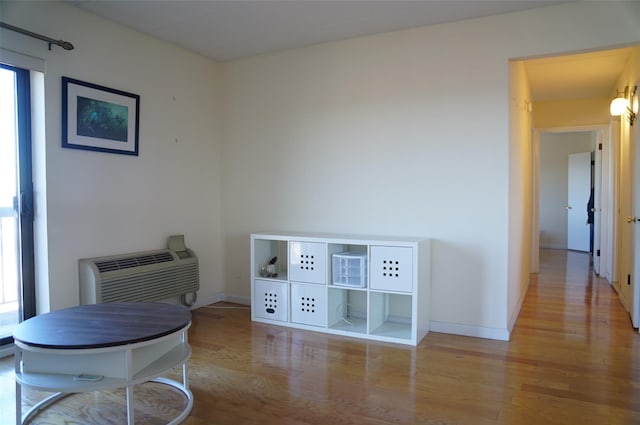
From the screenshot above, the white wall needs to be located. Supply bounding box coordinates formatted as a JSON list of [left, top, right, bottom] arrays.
[[508, 60, 533, 335], [221, 1, 640, 339], [221, 20, 511, 337], [534, 98, 611, 128], [539, 132, 595, 249], [0, 1, 224, 312]]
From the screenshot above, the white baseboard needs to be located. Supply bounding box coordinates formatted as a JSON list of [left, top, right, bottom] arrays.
[[220, 294, 251, 305], [508, 279, 530, 335], [429, 321, 510, 341], [193, 293, 225, 309], [193, 293, 250, 309], [539, 244, 567, 250]]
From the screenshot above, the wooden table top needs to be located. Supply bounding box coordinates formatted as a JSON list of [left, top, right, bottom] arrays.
[[13, 302, 191, 349]]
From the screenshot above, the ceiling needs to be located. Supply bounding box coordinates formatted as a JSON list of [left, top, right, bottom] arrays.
[[524, 47, 635, 101], [68, 0, 571, 62], [66, 0, 635, 101]]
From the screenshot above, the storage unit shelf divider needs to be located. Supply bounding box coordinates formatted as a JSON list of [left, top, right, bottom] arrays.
[[251, 232, 430, 346]]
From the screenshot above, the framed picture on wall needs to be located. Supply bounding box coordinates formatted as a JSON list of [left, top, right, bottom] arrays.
[[62, 77, 140, 156]]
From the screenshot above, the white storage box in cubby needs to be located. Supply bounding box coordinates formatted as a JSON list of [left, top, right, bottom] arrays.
[[369, 246, 414, 292], [251, 232, 430, 346], [291, 283, 327, 327], [289, 241, 327, 284], [254, 279, 288, 322], [332, 251, 368, 288]]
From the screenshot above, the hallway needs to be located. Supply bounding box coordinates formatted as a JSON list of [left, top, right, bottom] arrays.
[[505, 248, 640, 423], [1, 249, 639, 424], [519, 248, 633, 340]]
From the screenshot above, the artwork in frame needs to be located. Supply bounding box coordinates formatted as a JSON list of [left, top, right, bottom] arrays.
[[62, 76, 140, 156]]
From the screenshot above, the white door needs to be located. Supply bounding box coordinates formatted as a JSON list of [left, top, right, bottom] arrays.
[[567, 152, 591, 252]]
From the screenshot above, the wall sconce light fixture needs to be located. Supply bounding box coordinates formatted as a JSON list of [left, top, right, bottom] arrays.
[[610, 84, 637, 126]]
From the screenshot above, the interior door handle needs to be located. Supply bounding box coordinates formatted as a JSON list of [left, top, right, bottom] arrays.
[[566, 206, 572, 210], [628, 216, 638, 223]]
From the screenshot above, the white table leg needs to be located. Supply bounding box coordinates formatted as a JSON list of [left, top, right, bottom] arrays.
[[126, 385, 135, 425], [15, 346, 21, 425], [15, 381, 21, 425], [182, 361, 189, 389], [125, 346, 134, 425]]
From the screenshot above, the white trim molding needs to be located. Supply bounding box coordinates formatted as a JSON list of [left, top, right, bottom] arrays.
[[430, 321, 510, 341], [0, 48, 45, 72]]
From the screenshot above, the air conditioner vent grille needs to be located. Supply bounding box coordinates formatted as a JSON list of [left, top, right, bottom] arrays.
[[95, 252, 175, 273], [79, 240, 199, 307]]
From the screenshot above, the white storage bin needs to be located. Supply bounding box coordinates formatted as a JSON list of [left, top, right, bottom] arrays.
[[332, 252, 368, 288], [291, 283, 327, 327], [289, 241, 326, 284], [254, 279, 288, 322], [370, 246, 413, 292]]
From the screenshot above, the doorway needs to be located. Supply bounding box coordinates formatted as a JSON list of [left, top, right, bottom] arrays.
[[537, 131, 599, 252], [0, 63, 35, 348], [521, 46, 640, 333]]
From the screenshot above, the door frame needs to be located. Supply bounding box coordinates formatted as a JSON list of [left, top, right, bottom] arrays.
[[531, 125, 611, 274], [630, 79, 639, 328]]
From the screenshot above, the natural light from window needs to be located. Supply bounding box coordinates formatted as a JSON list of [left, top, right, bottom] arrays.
[[0, 67, 20, 337]]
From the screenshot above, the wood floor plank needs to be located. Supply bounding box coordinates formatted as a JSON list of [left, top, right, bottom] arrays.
[[1, 248, 639, 424]]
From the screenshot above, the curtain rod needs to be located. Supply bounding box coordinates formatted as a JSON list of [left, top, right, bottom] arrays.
[[0, 21, 74, 51]]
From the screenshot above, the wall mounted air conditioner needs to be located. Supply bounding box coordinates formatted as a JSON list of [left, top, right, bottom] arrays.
[[79, 235, 199, 306]]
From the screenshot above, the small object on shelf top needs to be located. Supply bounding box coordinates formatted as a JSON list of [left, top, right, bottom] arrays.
[[260, 260, 278, 278]]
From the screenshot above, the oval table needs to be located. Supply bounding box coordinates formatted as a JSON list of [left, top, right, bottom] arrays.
[[13, 302, 193, 425]]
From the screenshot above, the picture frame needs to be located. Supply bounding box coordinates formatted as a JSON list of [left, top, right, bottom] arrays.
[[62, 77, 140, 156]]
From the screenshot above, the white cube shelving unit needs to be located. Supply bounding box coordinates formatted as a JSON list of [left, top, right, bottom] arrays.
[[250, 232, 431, 346]]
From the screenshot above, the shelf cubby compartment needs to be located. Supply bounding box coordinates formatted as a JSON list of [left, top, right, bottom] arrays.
[[369, 292, 413, 341], [253, 238, 288, 281], [327, 287, 367, 335], [329, 243, 368, 288], [328, 243, 367, 260]]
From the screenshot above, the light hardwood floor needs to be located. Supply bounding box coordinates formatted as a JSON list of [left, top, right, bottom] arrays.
[[2, 249, 639, 424]]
